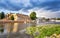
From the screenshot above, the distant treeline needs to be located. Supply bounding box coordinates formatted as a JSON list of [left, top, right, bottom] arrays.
[[38, 17, 60, 22]]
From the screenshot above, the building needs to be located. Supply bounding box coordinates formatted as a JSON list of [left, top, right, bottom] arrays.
[[6, 13, 32, 23]]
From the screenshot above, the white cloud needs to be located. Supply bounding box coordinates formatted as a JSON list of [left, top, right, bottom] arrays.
[[0, 0, 60, 18], [9, 0, 32, 7], [27, 7, 60, 18]]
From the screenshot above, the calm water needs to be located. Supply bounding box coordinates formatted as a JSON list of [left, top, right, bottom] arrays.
[[0, 23, 32, 34], [0, 22, 60, 34], [0, 23, 34, 38]]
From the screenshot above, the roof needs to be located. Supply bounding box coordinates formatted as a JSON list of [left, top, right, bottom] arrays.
[[16, 14, 30, 19]]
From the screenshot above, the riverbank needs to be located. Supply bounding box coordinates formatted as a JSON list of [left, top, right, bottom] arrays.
[[0, 20, 31, 23]]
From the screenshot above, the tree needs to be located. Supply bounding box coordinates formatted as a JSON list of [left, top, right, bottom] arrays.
[[10, 15, 14, 20], [0, 12, 5, 19], [45, 18, 50, 21], [57, 18, 60, 20], [30, 12, 37, 20]]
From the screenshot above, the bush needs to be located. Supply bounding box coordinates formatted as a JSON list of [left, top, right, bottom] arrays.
[[10, 15, 14, 20], [26, 24, 60, 38]]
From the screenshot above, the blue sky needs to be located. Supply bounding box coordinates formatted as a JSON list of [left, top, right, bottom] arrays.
[[0, 0, 60, 18]]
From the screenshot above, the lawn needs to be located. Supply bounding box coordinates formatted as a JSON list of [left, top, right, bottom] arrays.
[[26, 24, 60, 38]]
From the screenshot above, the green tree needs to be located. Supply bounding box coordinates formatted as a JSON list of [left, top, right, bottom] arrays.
[[57, 18, 60, 20], [10, 15, 14, 20], [30, 12, 37, 20], [0, 12, 5, 19], [45, 18, 50, 21]]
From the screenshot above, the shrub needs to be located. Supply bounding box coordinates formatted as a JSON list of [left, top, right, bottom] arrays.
[[26, 24, 60, 38]]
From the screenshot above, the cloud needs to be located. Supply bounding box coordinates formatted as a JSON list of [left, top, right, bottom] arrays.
[[0, 0, 60, 18], [0, 0, 31, 11], [28, 7, 60, 18], [0, 0, 60, 11], [41, 0, 60, 11]]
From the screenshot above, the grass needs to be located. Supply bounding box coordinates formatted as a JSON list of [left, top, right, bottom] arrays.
[[26, 24, 60, 38]]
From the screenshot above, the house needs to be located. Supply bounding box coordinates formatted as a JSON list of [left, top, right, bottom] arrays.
[[6, 13, 32, 23], [13, 13, 31, 22]]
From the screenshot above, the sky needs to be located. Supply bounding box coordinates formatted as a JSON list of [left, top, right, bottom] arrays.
[[0, 0, 60, 18]]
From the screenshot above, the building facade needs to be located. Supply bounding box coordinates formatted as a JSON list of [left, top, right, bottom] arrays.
[[6, 13, 31, 23]]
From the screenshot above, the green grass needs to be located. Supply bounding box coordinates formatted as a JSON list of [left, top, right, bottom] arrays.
[[26, 24, 60, 38]]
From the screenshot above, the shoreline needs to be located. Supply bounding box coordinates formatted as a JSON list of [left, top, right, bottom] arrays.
[[0, 20, 31, 23]]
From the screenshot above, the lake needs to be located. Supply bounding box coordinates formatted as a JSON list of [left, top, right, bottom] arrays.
[[0, 22, 60, 38], [0, 23, 32, 34], [0, 21, 60, 34], [0, 23, 34, 38]]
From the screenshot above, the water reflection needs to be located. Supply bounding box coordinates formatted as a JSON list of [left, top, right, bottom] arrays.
[[0, 22, 60, 34], [5, 23, 14, 33], [0, 23, 31, 34], [13, 23, 19, 33], [0, 24, 4, 33]]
